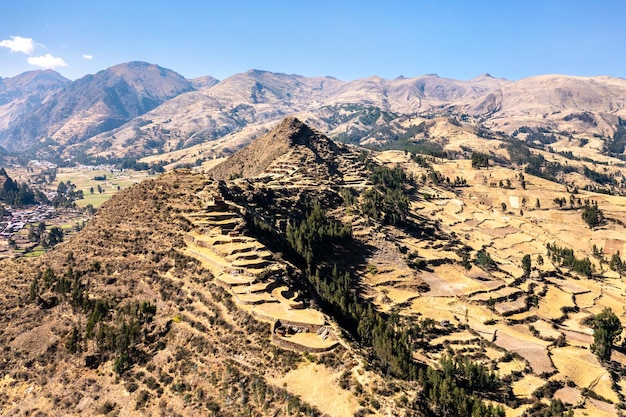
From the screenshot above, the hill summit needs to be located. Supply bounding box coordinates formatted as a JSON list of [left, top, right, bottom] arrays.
[[208, 116, 353, 183]]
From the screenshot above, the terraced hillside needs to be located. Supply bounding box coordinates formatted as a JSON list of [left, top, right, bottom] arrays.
[[182, 191, 339, 353], [3, 116, 626, 416], [205, 118, 626, 416], [0, 171, 364, 416], [356, 151, 626, 415]]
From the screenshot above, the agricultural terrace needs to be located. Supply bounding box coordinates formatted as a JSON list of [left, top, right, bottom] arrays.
[[358, 151, 626, 415]]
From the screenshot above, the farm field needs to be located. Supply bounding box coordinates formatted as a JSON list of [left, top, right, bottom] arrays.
[[357, 151, 626, 415], [54, 167, 158, 208]]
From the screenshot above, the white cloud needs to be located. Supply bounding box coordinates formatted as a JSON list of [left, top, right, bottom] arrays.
[[0, 35, 35, 54], [82, 54, 93, 60], [27, 54, 68, 69]]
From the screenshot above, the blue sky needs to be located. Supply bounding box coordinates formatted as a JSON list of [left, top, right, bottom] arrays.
[[1, 1, 625, 81]]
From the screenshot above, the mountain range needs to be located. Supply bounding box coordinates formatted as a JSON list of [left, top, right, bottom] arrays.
[[1, 62, 626, 163]]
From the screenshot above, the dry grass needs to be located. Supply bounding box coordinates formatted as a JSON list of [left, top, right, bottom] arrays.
[[408, 296, 458, 322], [573, 398, 618, 417], [550, 347, 618, 403], [252, 303, 326, 326], [554, 386, 583, 406], [269, 362, 359, 417], [536, 285, 574, 321], [512, 374, 547, 398], [496, 358, 526, 377], [491, 327, 554, 374], [529, 320, 562, 341]]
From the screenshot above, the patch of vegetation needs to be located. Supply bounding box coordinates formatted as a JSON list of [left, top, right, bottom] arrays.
[[400, 139, 448, 158], [504, 140, 576, 183], [417, 355, 506, 417], [0, 167, 48, 206], [30, 262, 158, 374], [360, 163, 410, 225], [286, 201, 352, 268], [591, 307, 622, 362], [522, 398, 573, 417], [471, 152, 489, 168], [52, 180, 83, 208], [546, 242, 593, 278], [582, 166, 616, 186], [581, 200, 603, 228], [603, 117, 626, 156], [475, 249, 497, 271]]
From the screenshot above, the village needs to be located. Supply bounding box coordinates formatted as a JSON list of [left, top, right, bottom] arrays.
[[0, 204, 57, 237]]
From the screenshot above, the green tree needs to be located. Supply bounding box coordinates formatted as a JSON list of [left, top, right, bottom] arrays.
[[476, 249, 496, 270], [591, 307, 622, 362], [471, 152, 489, 169], [610, 252, 625, 276], [581, 201, 603, 228], [66, 326, 82, 354], [43, 226, 64, 248], [522, 254, 532, 277], [553, 197, 563, 208]]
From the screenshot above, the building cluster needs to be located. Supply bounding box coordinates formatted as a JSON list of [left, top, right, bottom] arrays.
[[0, 204, 57, 237]]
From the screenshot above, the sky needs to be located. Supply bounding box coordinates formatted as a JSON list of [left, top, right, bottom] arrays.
[[1, 0, 625, 82]]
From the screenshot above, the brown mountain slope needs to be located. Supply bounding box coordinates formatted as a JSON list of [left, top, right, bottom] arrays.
[[92, 70, 626, 164], [6, 117, 626, 415], [0, 70, 69, 135], [468, 74, 626, 134], [0, 62, 193, 151], [208, 116, 346, 182], [0, 171, 358, 416], [4, 64, 626, 164], [71, 71, 510, 160]]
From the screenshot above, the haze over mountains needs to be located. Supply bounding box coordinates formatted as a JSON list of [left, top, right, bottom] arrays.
[[1, 61, 626, 162]]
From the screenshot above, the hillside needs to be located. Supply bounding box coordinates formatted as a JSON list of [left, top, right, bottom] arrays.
[[467, 74, 626, 134], [0, 170, 337, 416], [3, 118, 626, 416], [86, 70, 626, 165], [0, 62, 193, 152], [0, 70, 70, 141], [3, 63, 626, 167], [208, 116, 350, 182]]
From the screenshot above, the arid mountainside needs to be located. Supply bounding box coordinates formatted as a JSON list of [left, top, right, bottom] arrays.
[[3, 62, 626, 165], [3, 118, 626, 416], [467, 74, 626, 134], [0, 70, 70, 141], [208, 116, 351, 182], [0, 170, 337, 416], [0, 62, 193, 151], [68, 71, 512, 159]]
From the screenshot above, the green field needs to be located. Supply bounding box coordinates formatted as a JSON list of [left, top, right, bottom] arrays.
[[54, 168, 158, 208]]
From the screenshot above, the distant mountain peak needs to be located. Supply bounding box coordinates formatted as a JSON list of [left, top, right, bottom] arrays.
[[0, 62, 194, 151]]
